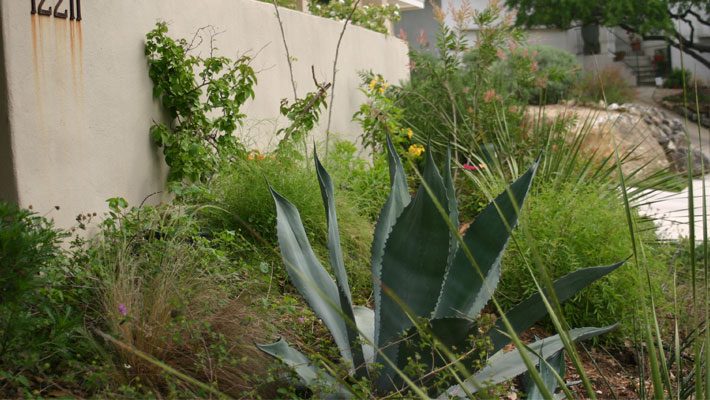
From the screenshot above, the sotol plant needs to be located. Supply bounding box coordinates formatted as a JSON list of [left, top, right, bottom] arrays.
[[258, 137, 622, 397]]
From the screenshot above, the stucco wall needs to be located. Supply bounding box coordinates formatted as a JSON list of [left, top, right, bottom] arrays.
[[0, 5, 18, 204], [670, 7, 710, 83], [0, 0, 409, 228]]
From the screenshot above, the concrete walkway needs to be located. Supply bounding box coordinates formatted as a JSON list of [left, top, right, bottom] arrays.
[[633, 86, 710, 240], [636, 181, 710, 240]]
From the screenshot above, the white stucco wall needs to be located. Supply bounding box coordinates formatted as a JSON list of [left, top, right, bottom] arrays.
[[670, 6, 710, 83], [0, 0, 409, 228], [671, 47, 710, 84]]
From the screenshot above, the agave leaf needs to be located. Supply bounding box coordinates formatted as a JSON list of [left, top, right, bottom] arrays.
[[315, 151, 366, 377], [524, 349, 566, 400], [434, 160, 538, 319], [488, 262, 625, 352], [375, 148, 452, 392], [371, 135, 411, 347], [270, 187, 352, 363], [441, 325, 618, 398], [256, 338, 352, 399], [353, 306, 375, 366]]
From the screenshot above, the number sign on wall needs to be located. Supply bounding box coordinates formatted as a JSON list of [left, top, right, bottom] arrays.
[[31, 0, 82, 21]]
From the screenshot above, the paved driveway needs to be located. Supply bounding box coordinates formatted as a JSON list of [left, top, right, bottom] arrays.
[[633, 87, 710, 240]]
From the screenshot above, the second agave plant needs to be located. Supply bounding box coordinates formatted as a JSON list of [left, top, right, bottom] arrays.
[[258, 137, 622, 398]]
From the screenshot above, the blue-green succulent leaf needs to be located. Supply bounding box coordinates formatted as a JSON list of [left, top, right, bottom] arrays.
[[353, 306, 376, 367], [257, 338, 351, 398], [488, 262, 625, 352], [434, 160, 538, 319], [375, 147, 451, 392], [524, 349, 566, 400], [441, 325, 618, 398], [270, 187, 352, 363], [371, 135, 411, 347], [315, 150, 366, 377]]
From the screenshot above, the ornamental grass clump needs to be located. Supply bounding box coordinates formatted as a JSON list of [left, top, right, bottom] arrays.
[[258, 136, 624, 397]]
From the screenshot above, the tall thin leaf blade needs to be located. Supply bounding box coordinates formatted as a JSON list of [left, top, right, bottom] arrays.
[[442, 325, 618, 398], [371, 135, 411, 348], [375, 148, 452, 392], [315, 151, 366, 376], [270, 187, 352, 363], [488, 262, 624, 352], [444, 147, 459, 247], [434, 161, 538, 319]]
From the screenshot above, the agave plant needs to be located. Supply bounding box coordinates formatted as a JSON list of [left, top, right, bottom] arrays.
[[258, 137, 622, 397]]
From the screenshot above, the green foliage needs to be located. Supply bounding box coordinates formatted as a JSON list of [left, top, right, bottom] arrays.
[[498, 183, 668, 338], [202, 154, 374, 301], [83, 200, 282, 398], [664, 68, 693, 89], [308, 0, 401, 34], [0, 202, 108, 396], [395, 2, 528, 159], [277, 80, 330, 150], [573, 66, 637, 104], [504, 0, 676, 33], [353, 73, 420, 159], [325, 141, 391, 221], [145, 23, 256, 185], [0, 203, 63, 305], [258, 139, 620, 396], [494, 45, 581, 104], [503, 0, 710, 72]]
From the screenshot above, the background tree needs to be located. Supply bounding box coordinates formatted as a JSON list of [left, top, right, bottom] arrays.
[[504, 0, 710, 70]]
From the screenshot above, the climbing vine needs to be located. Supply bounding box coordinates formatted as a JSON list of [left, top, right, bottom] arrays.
[[145, 23, 257, 186]]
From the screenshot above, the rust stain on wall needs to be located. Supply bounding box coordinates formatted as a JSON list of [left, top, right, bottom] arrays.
[[53, 19, 67, 92], [71, 20, 84, 98], [30, 14, 45, 128]]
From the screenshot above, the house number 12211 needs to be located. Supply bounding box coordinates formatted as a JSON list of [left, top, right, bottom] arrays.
[[31, 0, 82, 21]]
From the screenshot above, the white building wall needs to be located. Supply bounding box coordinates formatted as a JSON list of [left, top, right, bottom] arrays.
[[670, 7, 710, 83], [0, 0, 410, 228]]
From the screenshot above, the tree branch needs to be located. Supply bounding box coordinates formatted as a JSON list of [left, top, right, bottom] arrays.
[[620, 23, 710, 70], [324, 0, 362, 157], [272, 0, 299, 100]]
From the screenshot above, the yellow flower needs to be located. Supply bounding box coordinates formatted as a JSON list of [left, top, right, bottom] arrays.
[[406, 128, 413, 139], [379, 87, 385, 94], [408, 144, 425, 157], [369, 78, 377, 90]]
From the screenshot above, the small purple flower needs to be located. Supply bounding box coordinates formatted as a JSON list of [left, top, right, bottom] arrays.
[[298, 317, 306, 324], [118, 303, 128, 317]]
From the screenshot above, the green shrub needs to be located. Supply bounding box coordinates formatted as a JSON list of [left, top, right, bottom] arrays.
[[573, 66, 637, 104], [85, 202, 282, 398], [0, 202, 107, 396], [203, 155, 374, 301], [258, 141, 620, 397], [493, 45, 581, 104], [145, 23, 255, 185], [398, 24, 528, 160], [325, 141, 391, 222], [664, 68, 693, 89], [307, 0, 400, 34], [498, 183, 668, 339]]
